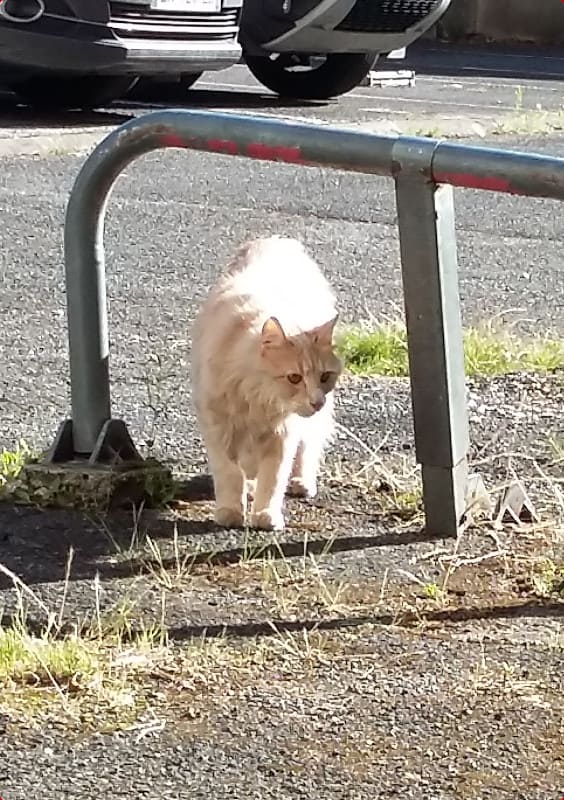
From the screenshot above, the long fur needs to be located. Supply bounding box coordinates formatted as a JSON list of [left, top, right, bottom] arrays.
[[191, 236, 342, 530]]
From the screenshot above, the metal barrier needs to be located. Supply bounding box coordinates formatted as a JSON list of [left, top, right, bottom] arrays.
[[43, 108, 564, 536]]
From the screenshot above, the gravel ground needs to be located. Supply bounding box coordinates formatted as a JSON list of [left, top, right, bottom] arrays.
[[0, 135, 563, 799], [2, 629, 562, 800]]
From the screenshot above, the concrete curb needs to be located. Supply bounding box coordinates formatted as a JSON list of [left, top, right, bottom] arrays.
[[0, 117, 492, 157], [0, 105, 562, 158], [0, 128, 113, 157]]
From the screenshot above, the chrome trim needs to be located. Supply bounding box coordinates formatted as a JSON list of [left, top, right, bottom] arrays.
[[0, 0, 45, 23]]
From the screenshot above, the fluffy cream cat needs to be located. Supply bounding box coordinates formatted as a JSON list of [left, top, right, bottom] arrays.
[[191, 236, 342, 531]]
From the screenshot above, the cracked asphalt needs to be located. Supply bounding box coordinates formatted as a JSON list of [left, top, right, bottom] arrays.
[[0, 42, 563, 800]]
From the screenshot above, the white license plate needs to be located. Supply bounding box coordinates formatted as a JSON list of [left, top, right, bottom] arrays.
[[150, 0, 221, 12]]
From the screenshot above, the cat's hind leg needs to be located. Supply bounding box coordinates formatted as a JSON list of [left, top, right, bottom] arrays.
[[288, 395, 334, 498], [287, 440, 324, 499], [251, 432, 298, 531]]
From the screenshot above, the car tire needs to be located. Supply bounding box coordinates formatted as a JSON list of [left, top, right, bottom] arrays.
[[126, 72, 203, 100], [180, 72, 203, 89], [245, 52, 378, 100], [11, 75, 139, 111]]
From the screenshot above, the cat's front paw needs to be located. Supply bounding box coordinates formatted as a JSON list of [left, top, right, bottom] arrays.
[[287, 477, 317, 498], [250, 508, 285, 531], [215, 506, 245, 528]]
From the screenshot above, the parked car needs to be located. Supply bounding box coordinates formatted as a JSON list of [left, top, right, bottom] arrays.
[[238, 0, 452, 99], [133, 0, 451, 102], [0, 0, 243, 110]]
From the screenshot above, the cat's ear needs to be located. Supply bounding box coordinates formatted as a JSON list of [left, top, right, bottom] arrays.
[[309, 314, 338, 346], [261, 316, 287, 349]]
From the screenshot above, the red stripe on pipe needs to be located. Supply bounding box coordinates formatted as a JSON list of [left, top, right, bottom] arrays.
[[159, 135, 305, 164], [206, 138, 239, 155], [246, 142, 304, 163], [434, 171, 513, 193], [160, 135, 239, 154], [160, 133, 188, 148]]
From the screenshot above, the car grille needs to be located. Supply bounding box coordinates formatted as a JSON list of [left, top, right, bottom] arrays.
[[336, 0, 441, 33], [109, 1, 240, 41]]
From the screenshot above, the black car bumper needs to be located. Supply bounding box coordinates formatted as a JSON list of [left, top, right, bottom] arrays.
[[0, 0, 242, 76]]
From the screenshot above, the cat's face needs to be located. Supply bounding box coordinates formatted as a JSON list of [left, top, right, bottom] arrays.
[[260, 316, 342, 417]]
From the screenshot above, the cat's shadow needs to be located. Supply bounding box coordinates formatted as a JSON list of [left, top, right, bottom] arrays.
[[175, 472, 214, 502], [152, 473, 440, 570]]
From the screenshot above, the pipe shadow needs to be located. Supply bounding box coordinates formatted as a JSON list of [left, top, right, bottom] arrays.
[[2, 598, 562, 642], [164, 598, 564, 642], [0, 490, 435, 588]]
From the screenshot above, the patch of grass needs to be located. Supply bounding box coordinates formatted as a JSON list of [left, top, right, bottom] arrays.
[[0, 574, 352, 732], [423, 582, 444, 601], [337, 322, 564, 378], [494, 107, 564, 136], [0, 528, 368, 730], [411, 125, 441, 138], [0, 612, 164, 730], [389, 488, 422, 516], [530, 559, 564, 598], [0, 624, 98, 689], [338, 323, 409, 377], [0, 441, 33, 488], [257, 547, 350, 617], [463, 327, 564, 376], [0, 559, 169, 729], [465, 650, 549, 701]]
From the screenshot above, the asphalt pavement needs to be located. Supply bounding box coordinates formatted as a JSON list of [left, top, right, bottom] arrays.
[[0, 42, 563, 800], [0, 131, 563, 461], [2, 40, 564, 152]]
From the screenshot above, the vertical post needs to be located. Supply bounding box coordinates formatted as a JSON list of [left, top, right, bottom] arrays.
[[392, 139, 470, 537], [64, 185, 112, 455]]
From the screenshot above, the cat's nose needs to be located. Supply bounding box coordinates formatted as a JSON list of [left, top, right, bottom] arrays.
[[310, 396, 325, 412]]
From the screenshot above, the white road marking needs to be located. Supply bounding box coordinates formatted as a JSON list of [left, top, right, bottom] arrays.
[[198, 78, 518, 111]]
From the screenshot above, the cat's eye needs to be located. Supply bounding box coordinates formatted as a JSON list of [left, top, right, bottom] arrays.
[[287, 373, 302, 385], [320, 371, 333, 384]]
